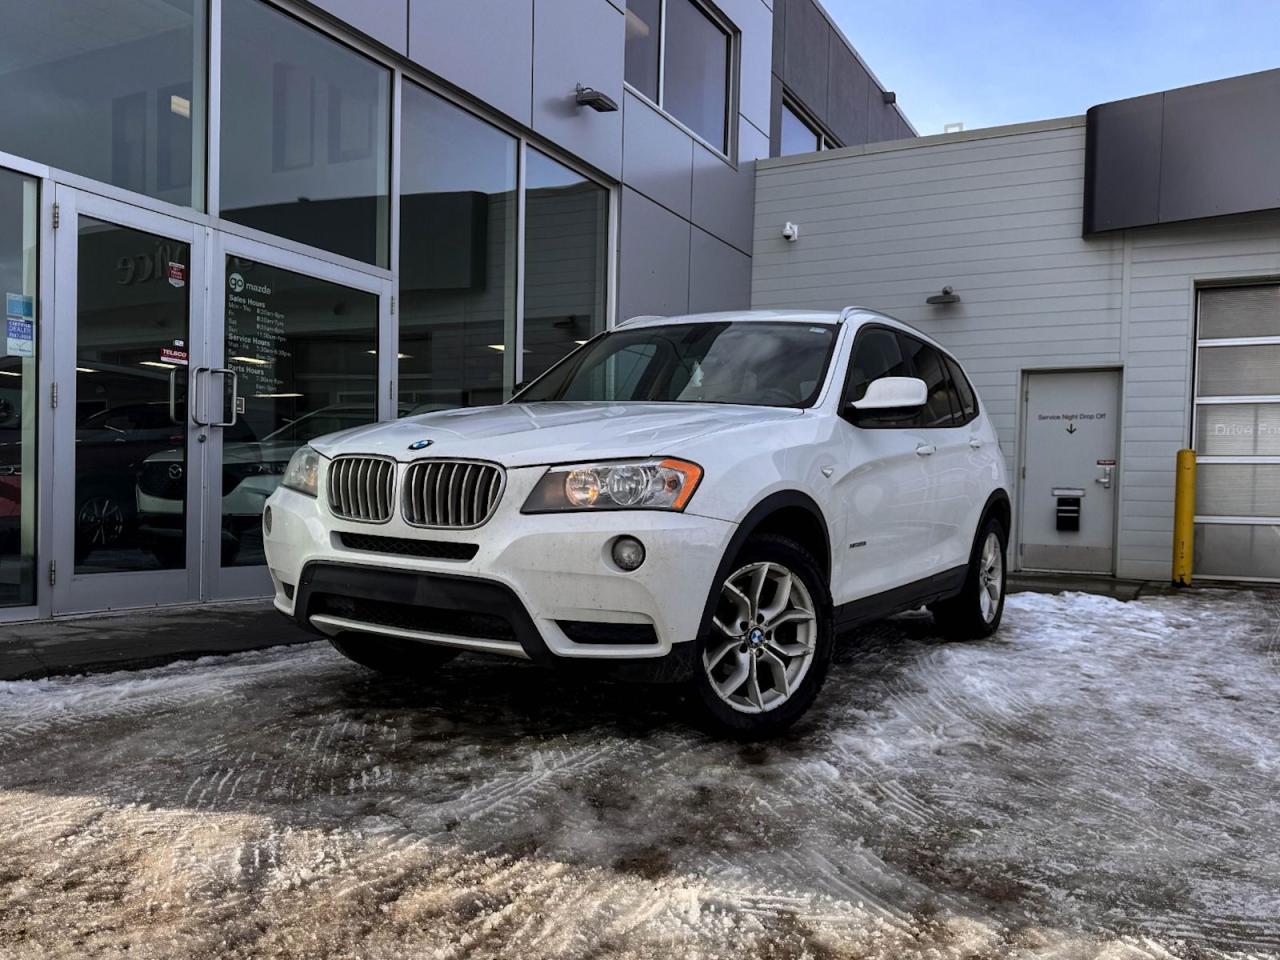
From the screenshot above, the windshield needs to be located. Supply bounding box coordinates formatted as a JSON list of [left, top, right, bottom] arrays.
[[514, 321, 838, 407]]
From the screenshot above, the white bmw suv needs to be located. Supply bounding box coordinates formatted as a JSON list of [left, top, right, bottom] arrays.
[[263, 308, 1010, 737]]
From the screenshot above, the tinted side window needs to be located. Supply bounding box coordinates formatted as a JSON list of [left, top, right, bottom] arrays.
[[847, 328, 909, 403], [899, 336, 957, 427], [944, 355, 978, 424]]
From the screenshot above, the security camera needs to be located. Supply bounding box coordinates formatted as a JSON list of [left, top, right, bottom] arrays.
[[782, 221, 799, 243]]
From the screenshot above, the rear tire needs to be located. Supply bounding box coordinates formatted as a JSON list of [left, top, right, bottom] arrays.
[[930, 514, 1007, 640], [687, 534, 834, 740], [328, 632, 460, 675]]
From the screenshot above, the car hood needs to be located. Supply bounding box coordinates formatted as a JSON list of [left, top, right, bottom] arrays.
[[310, 401, 805, 466]]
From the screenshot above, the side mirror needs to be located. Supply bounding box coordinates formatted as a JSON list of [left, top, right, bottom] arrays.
[[848, 376, 927, 415]]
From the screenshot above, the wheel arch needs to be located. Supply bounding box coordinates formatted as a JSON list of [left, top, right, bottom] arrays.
[[981, 488, 1012, 542], [696, 491, 832, 641]]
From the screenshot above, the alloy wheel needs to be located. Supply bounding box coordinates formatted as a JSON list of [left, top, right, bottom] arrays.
[[978, 531, 1003, 623], [703, 561, 818, 714], [78, 497, 125, 547]]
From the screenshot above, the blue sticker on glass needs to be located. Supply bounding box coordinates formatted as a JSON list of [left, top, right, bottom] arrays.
[[5, 293, 33, 319], [6, 317, 33, 358]]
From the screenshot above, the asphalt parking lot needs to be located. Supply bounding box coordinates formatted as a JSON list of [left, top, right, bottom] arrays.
[[1, 588, 1278, 959]]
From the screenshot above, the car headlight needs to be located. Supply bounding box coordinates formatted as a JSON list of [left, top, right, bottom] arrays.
[[522, 458, 702, 513], [281, 445, 322, 497]]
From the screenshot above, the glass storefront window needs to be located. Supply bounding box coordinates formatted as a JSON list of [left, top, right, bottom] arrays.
[[780, 102, 822, 156], [662, 0, 731, 152], [523, 150, 609, 384], [623, 0, 662, 102], [0, 0, 206, 209], [75, 218, 191, 575], [222, 257, 378, 566], [398, 84, 518, 412], [220, 0, 391, 266], [0, 170, 37, 606]]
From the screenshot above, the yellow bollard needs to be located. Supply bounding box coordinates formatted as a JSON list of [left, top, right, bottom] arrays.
[[1171, 449, 1196, 587]]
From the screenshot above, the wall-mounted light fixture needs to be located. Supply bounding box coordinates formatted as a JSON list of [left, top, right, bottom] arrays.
[[881, 91, 897, 104], [782, 221, 799, 242], [926, 285, 960, 305], [575, 84, 618, 112]]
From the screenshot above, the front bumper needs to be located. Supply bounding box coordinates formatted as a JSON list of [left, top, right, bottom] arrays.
[[263, 464, 735, 664]]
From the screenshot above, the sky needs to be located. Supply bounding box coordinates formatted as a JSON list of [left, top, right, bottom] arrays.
[[820, 0, 1280, 135]]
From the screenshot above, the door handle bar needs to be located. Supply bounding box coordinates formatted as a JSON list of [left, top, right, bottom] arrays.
[[190, 366, 239, 428], [916, 443, 936, 456], [168, 368, 179, 425], [190, 365, 210, 426], [211, 368, 239, 428]]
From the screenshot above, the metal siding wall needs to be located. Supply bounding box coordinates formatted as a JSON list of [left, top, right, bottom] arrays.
[[309, 0, 408, 53], [531, 0, 625, 178], [408, 0, 534, 126], [326, 0, 780, 324], [617, 0, 777, 314], [751, 120, 1280, 579], [770, 0, 912, 151]]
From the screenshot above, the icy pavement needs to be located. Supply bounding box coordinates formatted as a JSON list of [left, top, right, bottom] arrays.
[[1, 589, 1278, 959]]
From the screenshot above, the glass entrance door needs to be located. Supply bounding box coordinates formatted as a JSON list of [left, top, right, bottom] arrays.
[[51, 189, 207, 614], [205, 233, 391, 600]]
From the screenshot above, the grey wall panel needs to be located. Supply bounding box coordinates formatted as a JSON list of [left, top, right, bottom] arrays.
[[619, 187, 691, 317], [771, 0, 786, 76], [769, 74, 784, 156], [689, 226, 751, 311], [531, 0, 624, 178], [1158, 70, 1280, 224], [782, 0, 829, 119], [692, 119, 767, 253], [622, 92, 694, 218], [408, 0, 533, 126], [1082, 93, 1162, 233], [310, 0, 407, 53], [1085, 69, 1280, 234], [826, 35, 870, 146], [865, 83, 899, 143], [717, 0, 773, 137]]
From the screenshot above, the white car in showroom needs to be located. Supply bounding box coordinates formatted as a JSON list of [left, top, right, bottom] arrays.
[[264, 308, 1010, 737]]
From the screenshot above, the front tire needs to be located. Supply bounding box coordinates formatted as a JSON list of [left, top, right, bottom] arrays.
[[931, 515, 1007, 640], [688, 535, 834, 740], [329, 632, 460, 675]]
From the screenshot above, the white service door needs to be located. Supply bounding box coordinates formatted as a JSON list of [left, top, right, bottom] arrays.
[[1019, 369, 1121, 573]]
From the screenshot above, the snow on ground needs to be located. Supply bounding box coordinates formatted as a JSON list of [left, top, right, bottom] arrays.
[[0, 589, 1278, 959]]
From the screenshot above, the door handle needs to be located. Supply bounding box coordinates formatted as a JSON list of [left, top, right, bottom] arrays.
[[210, 368, 239, 428], [916, 443, 935, 456], [190, 366, 240, 428], [190, 366, 211, 426], [1095, 464, 1114, 489], [168, 368, 180, 425], [969, 436, 983, 449]]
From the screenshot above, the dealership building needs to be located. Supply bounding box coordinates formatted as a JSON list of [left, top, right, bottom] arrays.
[[754, 68, 1280, 583], [4, 0, 1275, 629], [0, 0, 911, 621]]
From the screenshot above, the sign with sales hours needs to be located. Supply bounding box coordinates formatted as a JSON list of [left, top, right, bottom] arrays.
[[226, 272, 290, 394]]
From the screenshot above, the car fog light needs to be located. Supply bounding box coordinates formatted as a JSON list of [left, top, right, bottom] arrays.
[[611, 536, 645, 571], [263, 506, 272, 535]]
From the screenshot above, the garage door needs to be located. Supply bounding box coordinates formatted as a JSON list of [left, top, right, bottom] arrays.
[[1192, 285, 1280, 581]]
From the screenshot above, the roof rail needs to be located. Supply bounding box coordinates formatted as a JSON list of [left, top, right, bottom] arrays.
[[837, 305, 864, 323], [615, 314, 665, 327]]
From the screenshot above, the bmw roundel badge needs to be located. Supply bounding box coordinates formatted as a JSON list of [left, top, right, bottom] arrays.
[[408, 438, 434, 450]]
